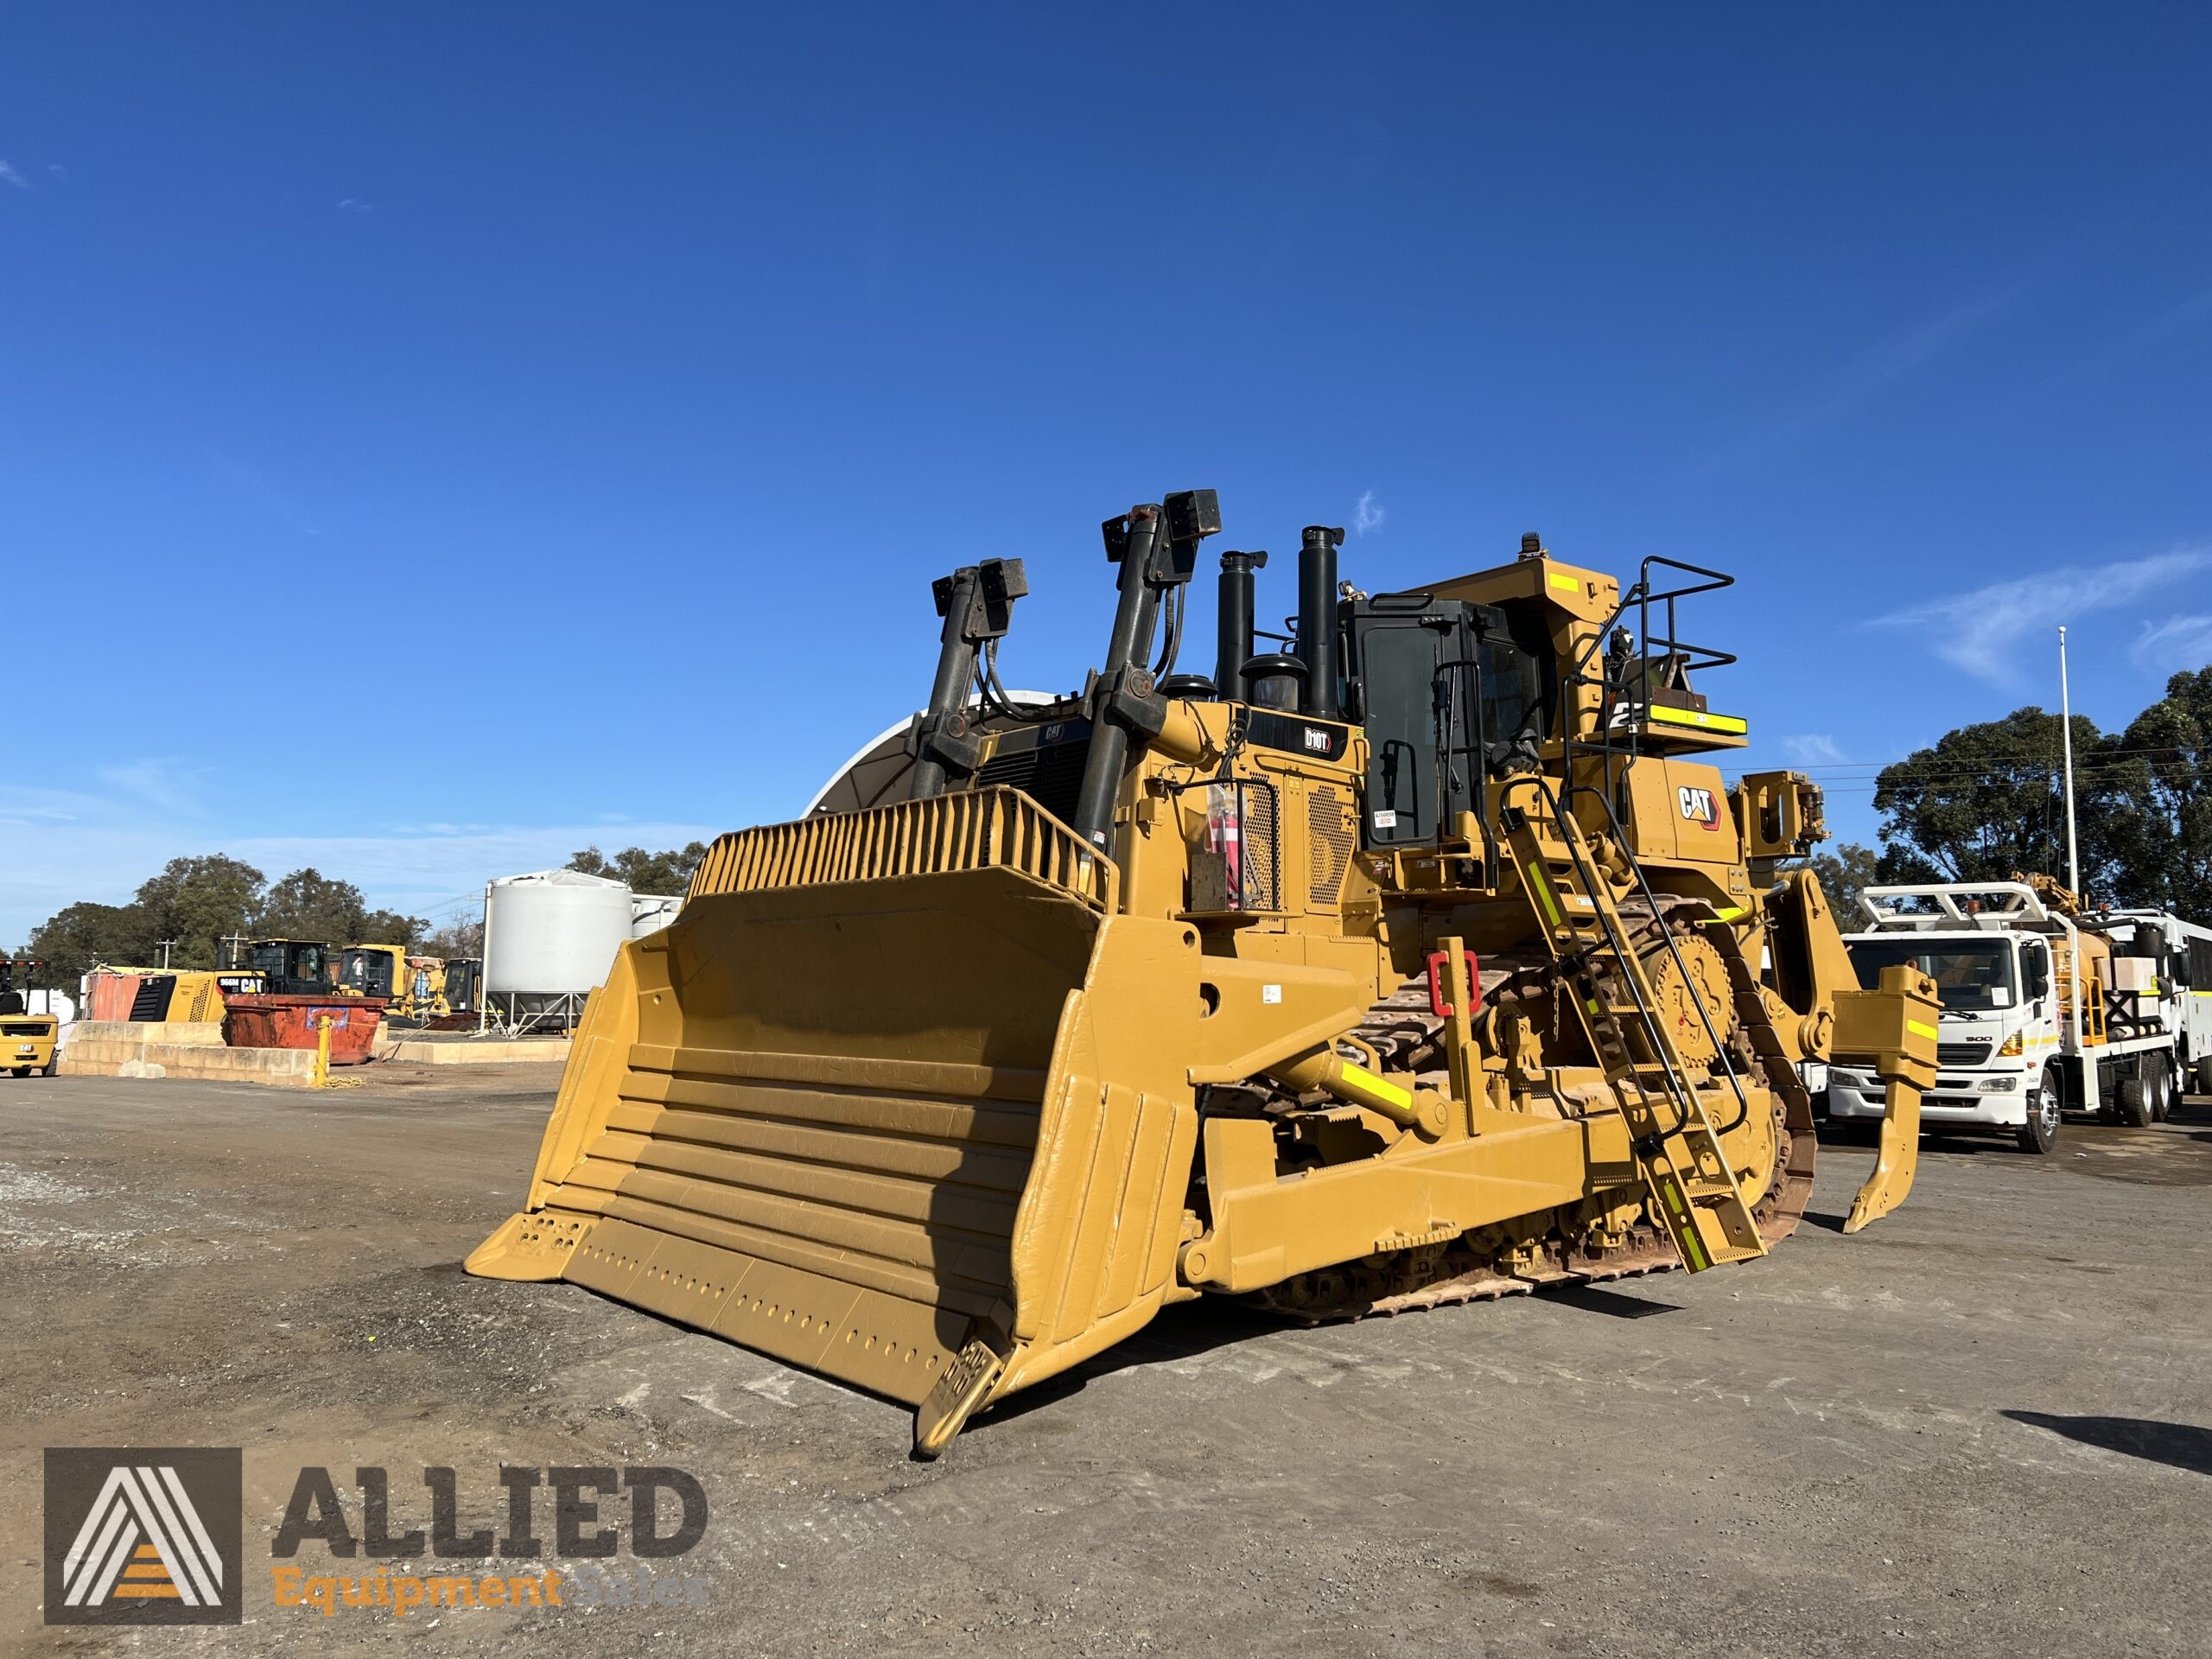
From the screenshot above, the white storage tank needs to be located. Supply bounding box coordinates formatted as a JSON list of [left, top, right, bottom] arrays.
[[483, 870, 635, 1008], [630, 894, 683, 938]]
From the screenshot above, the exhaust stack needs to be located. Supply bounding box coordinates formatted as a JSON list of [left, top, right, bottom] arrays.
[[1215, 550, 1266, 702], [1296, 524, 1345, 720]]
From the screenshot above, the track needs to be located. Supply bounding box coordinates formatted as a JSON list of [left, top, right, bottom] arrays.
[[1243, 897, 1820, 1322]]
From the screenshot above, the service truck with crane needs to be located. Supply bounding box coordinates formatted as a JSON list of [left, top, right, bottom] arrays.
[[1830, 878, 2211, 1149]]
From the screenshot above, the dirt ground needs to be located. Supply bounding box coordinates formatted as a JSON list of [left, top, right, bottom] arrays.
[[3, 1064, 2209, 1658]]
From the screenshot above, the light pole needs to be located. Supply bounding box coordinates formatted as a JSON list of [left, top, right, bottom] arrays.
[[2058, 626, 2081, 897]]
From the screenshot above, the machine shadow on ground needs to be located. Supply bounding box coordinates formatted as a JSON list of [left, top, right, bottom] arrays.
[[2003, 1411, 2212, 1478]]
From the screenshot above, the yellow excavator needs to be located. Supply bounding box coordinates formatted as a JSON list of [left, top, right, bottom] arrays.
[[469, 494, 1937, 1456]]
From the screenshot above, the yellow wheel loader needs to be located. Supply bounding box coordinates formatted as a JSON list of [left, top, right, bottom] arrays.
[[469, 494, 1939, 1457]]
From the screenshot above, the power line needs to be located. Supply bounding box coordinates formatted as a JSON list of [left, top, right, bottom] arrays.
[[1736, 741, 2202, 776]]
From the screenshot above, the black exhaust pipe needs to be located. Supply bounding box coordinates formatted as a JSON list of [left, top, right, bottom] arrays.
[[1215, 550, 1265, 701], [1295, 524, 1344, 720]]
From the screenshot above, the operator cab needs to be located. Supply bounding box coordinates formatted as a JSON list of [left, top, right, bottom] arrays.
[[338, 946, 399, 1000], [1342, 594, 1548, 849], [231, 938, 333, 995]]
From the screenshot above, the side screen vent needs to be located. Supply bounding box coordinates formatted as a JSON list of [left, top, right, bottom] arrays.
[[129, 976, 175, 1022], [1307, 785, 1357, 906]]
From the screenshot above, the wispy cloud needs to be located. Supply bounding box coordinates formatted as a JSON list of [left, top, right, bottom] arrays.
[[1783, 734, 1848, 767], [213, 455, 325, 537], [336, 197, 374, 213], [47, 163, 65, 181], [95, 759, 208, 817], [0, 162, 29, 191], [2133, 614, 2212, 674], [1712, 276, 2031, 469], [1354, 490, 1385, 537], [1872, 546, 2212, 688]]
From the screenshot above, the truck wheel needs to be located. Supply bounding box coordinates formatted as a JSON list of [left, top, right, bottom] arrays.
[[7, 1066, 26, 1079], [2196, 1055, 2212, 1097], [2116, 1073, 2152, 1128], [2145, 1054, 2171, 1122], [2018, 1071, 2063, 1154]]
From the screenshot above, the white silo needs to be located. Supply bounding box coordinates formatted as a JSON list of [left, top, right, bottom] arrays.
[[482, 869, 635, 1031], [629, 894, 683, 938]]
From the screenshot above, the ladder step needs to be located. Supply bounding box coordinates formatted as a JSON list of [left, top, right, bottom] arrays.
[[1503, 807, 1768, 1274]]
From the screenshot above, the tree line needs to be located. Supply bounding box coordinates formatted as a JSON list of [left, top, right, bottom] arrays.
[[565, 841, 710, 895], [17, 856, 442, 982], [1808, 664, 2210, 922], [13, 839, 715, 984]]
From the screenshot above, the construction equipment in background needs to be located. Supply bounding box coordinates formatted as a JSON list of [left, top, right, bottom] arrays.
[[91, 967, 266, 1024], [337, 944, 451, 1020], [337, 942, 406, 1001], [1, 957, 60, 1077], [442, 957, 481, 1018], [469, 493, 1939, 1456], [220, 938, 336, 995]]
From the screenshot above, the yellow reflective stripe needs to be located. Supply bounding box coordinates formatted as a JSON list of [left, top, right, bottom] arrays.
[[1548, 573, 1580, 592], [1646, 705, 1750, 735], [1907, 1019, 1939, 1040], [1711, 905, 1746, 922], [1338, 1063, 1412, 1110], [1661, 1181, 1712, 1270], [1530, 869, 1564, 929]]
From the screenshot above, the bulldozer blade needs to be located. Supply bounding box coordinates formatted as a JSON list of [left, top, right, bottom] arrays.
[[1843, 1077, 1922, 1234], [467, 788, 1369, 1452]]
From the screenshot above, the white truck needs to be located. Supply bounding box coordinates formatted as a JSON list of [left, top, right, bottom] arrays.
[[1827, 882, 2212, 1153]]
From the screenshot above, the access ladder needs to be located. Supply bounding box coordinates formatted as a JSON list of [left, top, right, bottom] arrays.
[[1500, 804, 1766, 1271]]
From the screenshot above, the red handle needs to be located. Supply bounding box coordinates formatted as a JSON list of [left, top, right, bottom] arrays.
[[1427, 948, 1482, 1019]]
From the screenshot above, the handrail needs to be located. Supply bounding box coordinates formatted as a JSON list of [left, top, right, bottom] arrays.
[[1501, 773, 1749, 1138]]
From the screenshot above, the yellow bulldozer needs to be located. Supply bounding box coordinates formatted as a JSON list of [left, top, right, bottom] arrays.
[[470, 494, 1939, 1456]]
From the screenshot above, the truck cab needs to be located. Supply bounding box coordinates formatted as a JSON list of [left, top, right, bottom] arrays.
[[1828, 925, 2059, 1150]]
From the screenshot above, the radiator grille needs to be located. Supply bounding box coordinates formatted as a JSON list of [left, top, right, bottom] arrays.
[[974, 732, 1091, 830], [1936, 1041, 1990, 1068]]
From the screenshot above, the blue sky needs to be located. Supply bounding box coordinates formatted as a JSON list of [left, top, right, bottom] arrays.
[[5, 4, 2209, 944]]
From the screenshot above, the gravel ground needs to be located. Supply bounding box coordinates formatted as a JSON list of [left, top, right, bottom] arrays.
[[3, 1065, 2208, 1657]]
